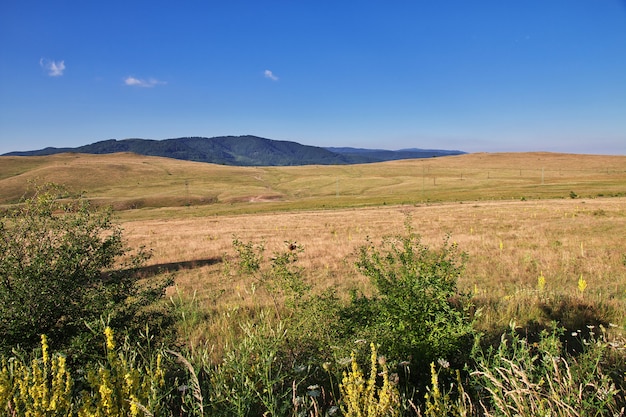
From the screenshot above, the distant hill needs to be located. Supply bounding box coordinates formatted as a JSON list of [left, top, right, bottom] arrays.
[[3, 136, 465, 166], [324, 147, 465, 162]]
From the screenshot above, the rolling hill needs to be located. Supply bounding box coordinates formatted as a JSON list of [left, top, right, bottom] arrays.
[[2, 136, 465, 166], [1, 152, 625, 215]]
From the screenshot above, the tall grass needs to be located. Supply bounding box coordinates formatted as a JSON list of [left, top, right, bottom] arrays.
[[471, 322, 624, 417]]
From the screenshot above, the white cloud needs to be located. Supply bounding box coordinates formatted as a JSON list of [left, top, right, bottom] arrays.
[[264, 69, 279, 81], [124, 76, 166, 88], [39, 58, 65, 76]]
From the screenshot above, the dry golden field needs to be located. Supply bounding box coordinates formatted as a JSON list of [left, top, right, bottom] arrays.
[[121, 196, 626, 333], [1, 152, 625, 211], [2, 152, 625, 335]]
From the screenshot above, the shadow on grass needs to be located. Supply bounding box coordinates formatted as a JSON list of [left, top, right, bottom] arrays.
[[132, 257, 222, 278], [475, 295, 614, 356]]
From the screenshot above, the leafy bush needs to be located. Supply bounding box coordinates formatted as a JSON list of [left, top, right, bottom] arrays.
[[231, 237, 311, 317], [343, 220, 475, 371], [0, 183, 172, 357]]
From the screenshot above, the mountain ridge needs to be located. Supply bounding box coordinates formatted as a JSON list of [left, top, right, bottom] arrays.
[[3, 135, 466, 166]]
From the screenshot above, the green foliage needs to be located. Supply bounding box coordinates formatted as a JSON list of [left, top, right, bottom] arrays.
[[212, 315, 293, 416], [231, 237, 312, 319], [422, 362, 473, 417], [264, 241, 311, 313], [345, 219, 475, 369], [0, 183, 172, 357], [231, 237, 264, 275], [170, 312, 298, 417], [231, 236, 343, 363]]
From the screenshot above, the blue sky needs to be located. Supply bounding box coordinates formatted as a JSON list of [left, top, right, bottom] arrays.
[[1, 1, 625, 155]]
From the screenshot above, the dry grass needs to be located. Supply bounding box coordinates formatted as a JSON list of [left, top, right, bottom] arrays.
[[121, 197, 626, 335], [2, 151, 625, 337], [2, 152, 625, 210], [2, 152, 625, 414]]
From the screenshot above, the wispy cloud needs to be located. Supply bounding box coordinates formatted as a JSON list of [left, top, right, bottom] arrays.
[[264, 69, 279, 81], [39, 58, 65, 76], [124, 76, 166, 88]]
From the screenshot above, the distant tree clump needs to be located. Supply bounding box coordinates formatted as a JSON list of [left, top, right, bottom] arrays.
[[0, 183, 172, 357]]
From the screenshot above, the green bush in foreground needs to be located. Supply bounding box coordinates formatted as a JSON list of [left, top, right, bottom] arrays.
[[0, 183, 172, 359], [347, 221, 475, 371]]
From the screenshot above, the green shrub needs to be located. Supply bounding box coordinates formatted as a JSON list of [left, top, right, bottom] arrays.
[[342, 219, 474, 371], [0, 183, 172, 358], [231, 237, 311, 318]]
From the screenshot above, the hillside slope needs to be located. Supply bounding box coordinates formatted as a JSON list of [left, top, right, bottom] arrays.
[[1, 152, 624, 214]]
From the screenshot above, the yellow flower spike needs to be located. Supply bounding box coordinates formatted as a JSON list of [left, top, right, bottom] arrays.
[[430, 362, 440, 399], [41, 334, 50, 366], [104, 326, 115, 351], [0, 360, 10, 408], [340, 343, 399, 417], [129, 394, 140, 417], [578, 274, 587, 294], [50, 355, 72, 413], [537, 271, 546, 292]]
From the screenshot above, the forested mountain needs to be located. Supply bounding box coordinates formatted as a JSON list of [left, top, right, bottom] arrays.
[[3, 136, 465, 166]]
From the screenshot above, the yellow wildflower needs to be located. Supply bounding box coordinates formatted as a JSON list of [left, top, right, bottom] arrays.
[[104, 326, 115, 351], [578, 274, 587, 294], [537, 271, 546, 291], [41, 334, 50, 366]]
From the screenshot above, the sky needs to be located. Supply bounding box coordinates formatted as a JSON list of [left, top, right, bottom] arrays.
[[1, 1, 625, 155]]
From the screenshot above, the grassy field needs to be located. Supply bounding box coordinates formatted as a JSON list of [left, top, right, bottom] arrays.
[[2, 152, 625, 311], [2, 151, 625, 415], [119, 197, 626, 332], [2, 151, 624, 298], [1, 152, 625, 215]]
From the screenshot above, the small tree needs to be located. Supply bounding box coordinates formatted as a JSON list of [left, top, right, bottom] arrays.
[[0, 183, 171, 356]]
